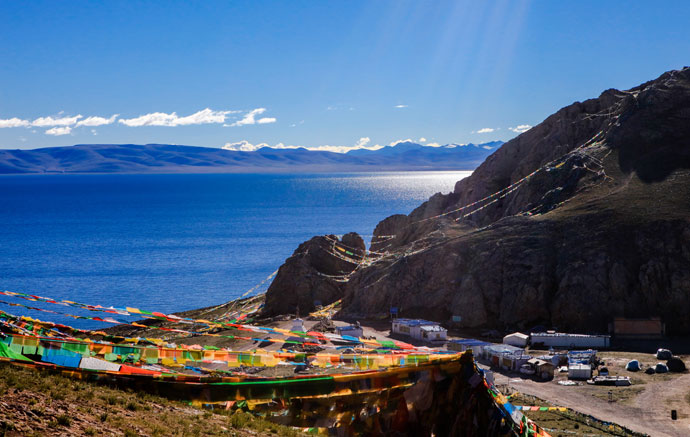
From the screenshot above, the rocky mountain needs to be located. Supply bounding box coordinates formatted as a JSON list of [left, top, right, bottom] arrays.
[[263, 67, 690, 335], [0, 141, 501, 174]]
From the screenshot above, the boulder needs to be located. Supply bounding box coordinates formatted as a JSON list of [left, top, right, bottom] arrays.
[[656, 348, 673, 360], [655, 363, 669, 374], [666, 357, 687, 372], [625, 360, 640, 372]]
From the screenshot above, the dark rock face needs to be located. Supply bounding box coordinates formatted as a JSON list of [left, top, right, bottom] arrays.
[[262, 234, 364, 316], [267, 67, 690, 334], [341, 232, 366, 254]]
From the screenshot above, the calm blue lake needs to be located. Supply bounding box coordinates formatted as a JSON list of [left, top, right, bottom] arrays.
[[0, 172, 470, 328]]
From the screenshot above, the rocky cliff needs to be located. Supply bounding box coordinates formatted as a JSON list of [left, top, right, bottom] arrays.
[[262, 233, 365, 317], [263, 67, 690, 334]]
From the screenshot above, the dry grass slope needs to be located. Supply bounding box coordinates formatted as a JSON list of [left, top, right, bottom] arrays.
[[0, 362, 306, 437]]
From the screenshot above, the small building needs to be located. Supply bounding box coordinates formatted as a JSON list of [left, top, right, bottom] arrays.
[[503, 332, 529, 347], [526, 358, 555, 380], [483, 344, 531, 371], [336, 323, 363, 339], [610, 317, 665, 339], [536, 352, 568, 367], [447, 339, 493, 356], [568, 363, 592, 380], [391, 319, 447, 343], [530, 331, 610, 349], [285, 318, 307, 343], [291, 318, 306, 333]]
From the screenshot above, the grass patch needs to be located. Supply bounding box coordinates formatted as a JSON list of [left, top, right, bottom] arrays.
[[589, 386, 646, 405], [511, 393, 643, 437], [0, 361, 307, 436], [56, 414, 72, 427]]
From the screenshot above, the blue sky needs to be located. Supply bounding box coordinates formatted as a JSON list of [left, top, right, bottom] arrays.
[[1, 1, 689, 152]]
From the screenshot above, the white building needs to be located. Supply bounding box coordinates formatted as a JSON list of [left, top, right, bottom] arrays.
[[291, 318, 306, 333], [503, 332, 529, 347], [568, 363, 592, 380], [391, 319, 447, 343], [336, 323, 363, 338], [286, 318, 307, 343], [530, 332, 610, 349], [483, 344, 531, 371]]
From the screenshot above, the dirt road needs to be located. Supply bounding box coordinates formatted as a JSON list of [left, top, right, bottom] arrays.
[[492, 371, 690, 437], [633, 373, 690, 436]]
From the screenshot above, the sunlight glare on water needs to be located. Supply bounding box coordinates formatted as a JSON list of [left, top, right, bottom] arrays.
[[0, 171, 472, 326]]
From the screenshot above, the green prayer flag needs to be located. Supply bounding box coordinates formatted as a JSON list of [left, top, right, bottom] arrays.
[[0, 341, 31, 361]]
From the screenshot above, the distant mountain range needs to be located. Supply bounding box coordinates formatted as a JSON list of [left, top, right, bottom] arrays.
[[0, 141, 502, 174]]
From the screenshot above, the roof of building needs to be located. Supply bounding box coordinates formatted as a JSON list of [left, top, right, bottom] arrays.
[[504, 332, 529, 339], [420, 325, 447, 332], [336, 325, 362, 331], [393, 318, 441, 327], [567, 349, 597, 357], [449, 339, 493, 347], [531, 332, 610, 338], [484, 344, 526, 356], [527, 358, 554, 368]]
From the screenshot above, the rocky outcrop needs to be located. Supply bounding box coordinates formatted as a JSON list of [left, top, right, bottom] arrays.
[[262, 233, 364, 316], [267, 67, 690, 334]]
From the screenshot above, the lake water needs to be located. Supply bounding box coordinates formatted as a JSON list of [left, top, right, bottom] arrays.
[[0, 171, 470, 328]]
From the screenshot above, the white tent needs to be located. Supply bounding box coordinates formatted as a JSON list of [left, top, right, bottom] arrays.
[[503, 332, 529, 347]]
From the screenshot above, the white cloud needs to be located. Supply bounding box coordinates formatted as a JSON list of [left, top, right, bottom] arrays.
[[354, 137, 370, 148], [76, 114, 119, 127], [119, 112, 178, 127], [176, 108, 238, 126], [394, 104, 408, 109], [32, 115, 82, 127], [419, 137, 427, 142], [226, 108, 276, 127], [120, 108, 235, 127], [425, 142, 442, 147], [474, 127, 495, 134], [509, 124, 532, 133], [325, 105, 354, 111], [4, 108, 272, 131], [45, 126, 72, 136], [0, 117, 30, 128], [91, 129, 98, 136]]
